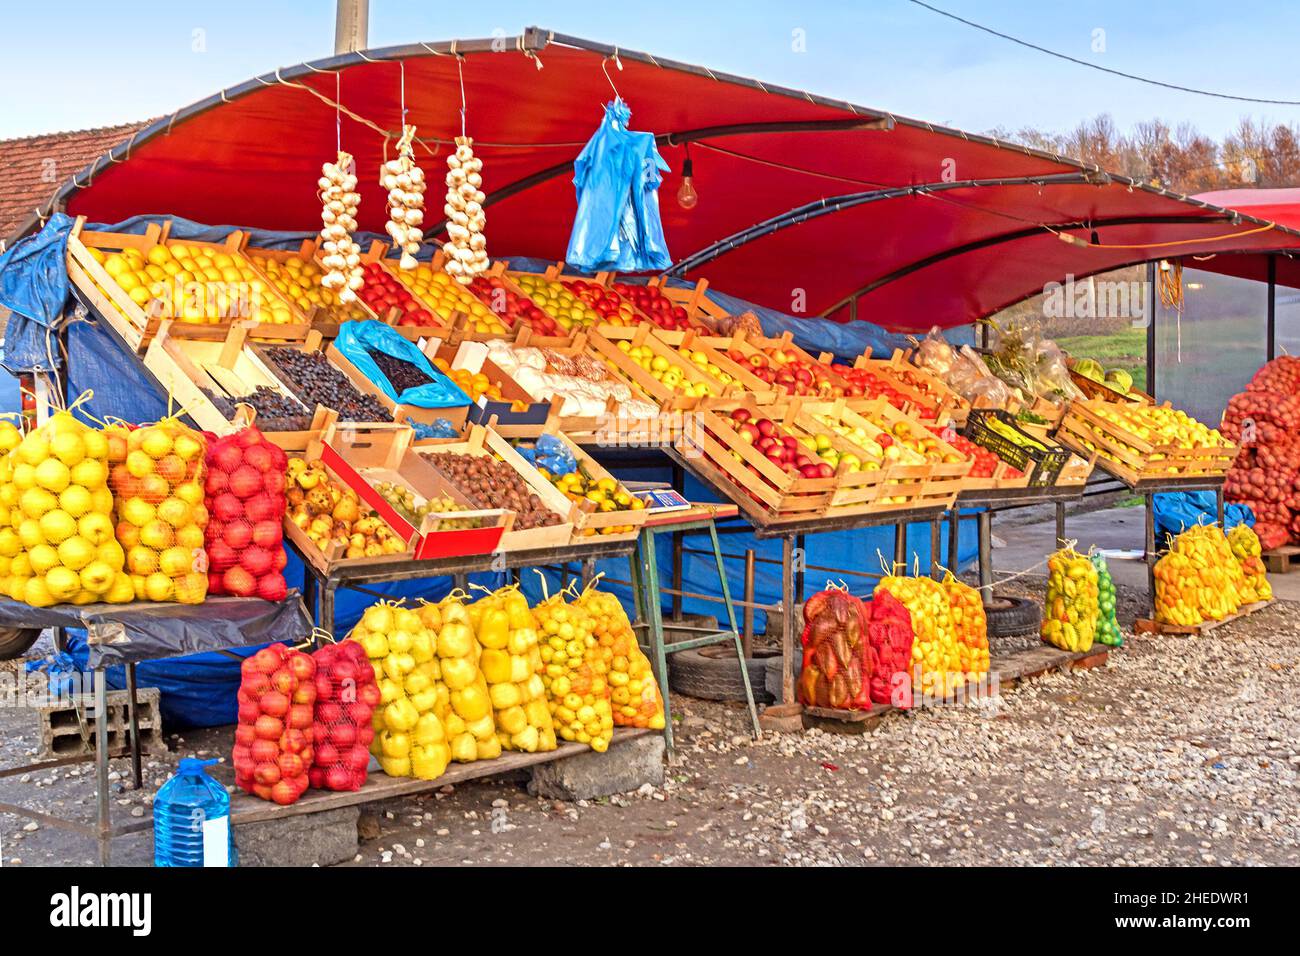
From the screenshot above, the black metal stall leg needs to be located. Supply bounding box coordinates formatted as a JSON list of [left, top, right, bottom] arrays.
[[1055, 501, 1067, 548], [893, 522, 907, 574], [977, 511, 993, 607], [302, 571, 319, 627], [795, 534, 806, 604], [742, 550, 755, 658], [1217, 488, 1225, 528], [321, 583, 336, 639], [948, 508, 961, 575], [929, 520, 942, 580], [95, 670, 111, 867], [1145, 493, 1156, 613], [781, 535, 796, 705], [125, 663, 142, 790]]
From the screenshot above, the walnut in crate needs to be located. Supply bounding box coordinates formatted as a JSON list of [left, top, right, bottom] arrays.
[[318, 151, 364, 304], [442, 136, 488, 283], [382, 125, 426, 270]]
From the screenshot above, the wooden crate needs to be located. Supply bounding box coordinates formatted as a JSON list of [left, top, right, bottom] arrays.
[[795, 398, 970, 511], [323, 341, 471, 430], [283, 445, 415, 575], [586, 326, 742, 410], [846, 348, 971, 425], [505, 432, 649, 544], [1067, 359, 1154, 405], [142, 322, 328, 442], [250, 334, 399, 429], [414, 425, 576, 551], [241, 238, 378, 325], [320, 422, 510, 559], [65, 218, 314, 350], [1262, 545, 1300, 575], [1136, 599, 1273, 637], [424, 340, 555, 436], [1056, 399, 1239, 486], [720, 329, 856, 399], [595, 325, 776, 404]]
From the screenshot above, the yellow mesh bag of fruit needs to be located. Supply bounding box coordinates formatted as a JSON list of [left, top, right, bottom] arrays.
[[1156, 524, 1245, 626], [574, 583, 665, 730], [1227, 524, 1272, 603], [106, 413, 209, 604], [349, 600, 449, 781], [417, 594, 499, 762], [532, 579, 614, 752], [0, 415, 26, 596], [874, 565, 962, 695], [942, 572, 990, 680], [470, 583, 556, 753], [1041, 544, 1099, 651], [5, 398, 132, 607]]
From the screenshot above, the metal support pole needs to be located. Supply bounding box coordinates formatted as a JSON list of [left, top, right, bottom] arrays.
[[125, 663, 142, 790], [1055, 500, 1067, 548], [893, 522, 907, 573], [1216, 488, 1226, 529], [929, 520, 942, 579], [1144, 493, 1156, 611], [742, 549, 755, 658], [781, 535, 796, 705], [671, 530, 683, 621], [95, 670, 110, 867], [321, 584, 336, 639], [977, 511, 993, 606], [794, 533, 806, 603], [947, 508, 960, 576]]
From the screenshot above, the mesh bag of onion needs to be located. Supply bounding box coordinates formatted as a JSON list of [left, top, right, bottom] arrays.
[[232, 643, 316, 805], [308, 640, 380, 791], [204, 426, 289, 600], [105, 417, 210, 604]]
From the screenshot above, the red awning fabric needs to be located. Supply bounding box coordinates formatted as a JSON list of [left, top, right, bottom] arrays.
[[43, 29, 1300, 331], [1184, 189, 1300, 290]]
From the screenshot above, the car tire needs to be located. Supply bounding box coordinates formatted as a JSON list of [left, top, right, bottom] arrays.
[[667, 647, 775, 704], [0, 627, 41, 661], [984, 596, 1042, 637]]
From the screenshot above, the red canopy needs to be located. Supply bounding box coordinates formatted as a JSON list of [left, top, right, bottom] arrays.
[[43, 29, 1300, 331]]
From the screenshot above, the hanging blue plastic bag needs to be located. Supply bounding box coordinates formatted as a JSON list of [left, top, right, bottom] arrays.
[[332, 319, 470, 409], [516, 434, 577, 475], [566, 98, 672, 273]]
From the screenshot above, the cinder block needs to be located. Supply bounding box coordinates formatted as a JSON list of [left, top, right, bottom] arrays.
[[35, 687, 166, 759], [529, 733, 665, 800], [234, 806, 360, 867]]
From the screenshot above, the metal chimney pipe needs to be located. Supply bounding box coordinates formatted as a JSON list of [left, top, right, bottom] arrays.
[[334, 0, 369, 54]]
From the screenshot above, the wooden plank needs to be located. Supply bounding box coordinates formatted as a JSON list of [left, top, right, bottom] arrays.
[[1262, 545, 1300, 575], [1135, 599, 1274, 637], [230, 728, 652, 825]]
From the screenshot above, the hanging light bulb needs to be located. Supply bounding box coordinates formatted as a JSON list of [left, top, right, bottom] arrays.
[[677, 144, 698, 210]]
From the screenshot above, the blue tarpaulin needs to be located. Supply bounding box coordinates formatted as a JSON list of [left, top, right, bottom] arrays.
[[0, 213, 75, 374], [1154, 491, 1254, 547]]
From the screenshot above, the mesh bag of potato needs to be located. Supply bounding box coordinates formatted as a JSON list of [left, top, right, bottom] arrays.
[[349, 601, 450, 781], [106, 417, 209, 604], [0, 404, 133, 607], [532, 583, 614, 752], [575, 585, 665, 729], [468, 585, 557, 753], [418, 595, 501, 762]]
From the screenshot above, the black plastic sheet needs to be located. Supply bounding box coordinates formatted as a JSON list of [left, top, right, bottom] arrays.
[[0, 593, 311, 669]]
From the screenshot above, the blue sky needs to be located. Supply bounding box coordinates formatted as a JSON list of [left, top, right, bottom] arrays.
[[1, 1, 1297, 141]]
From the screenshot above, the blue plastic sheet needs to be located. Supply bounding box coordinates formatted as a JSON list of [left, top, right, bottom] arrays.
[[1154, 491, 1253, 547], [332, 320, 470, 408], [566, 99, 672, 273], [0, 213, 74, 373]]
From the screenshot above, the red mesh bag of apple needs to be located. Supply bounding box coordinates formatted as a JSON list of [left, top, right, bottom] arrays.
[[204, 427, 289, 601], [797, 584, 873, 710], [232, 643, 316, 805], [866, 591, 915, 709], [308, 639, 380, 791], [105, 418, 210, 604]]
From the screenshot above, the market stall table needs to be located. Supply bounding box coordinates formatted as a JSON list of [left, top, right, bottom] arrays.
[[0, 594, 311, 866]]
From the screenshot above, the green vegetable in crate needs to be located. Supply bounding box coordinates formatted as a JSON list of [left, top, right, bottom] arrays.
[[1091, 553, 1122, 646], [1104, 368, 1133, 395], [1041, 545, 1099, 652], [1074, 358, 1106, 383]]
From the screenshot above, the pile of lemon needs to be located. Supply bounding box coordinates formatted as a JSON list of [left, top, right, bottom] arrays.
[[0, 412, 132, 607], [470, 586, 556, 753], [350, 601, 451, 781], [91, 242, 294, 325], [418, 597, 500, 762], [533, 590, 614, 752]]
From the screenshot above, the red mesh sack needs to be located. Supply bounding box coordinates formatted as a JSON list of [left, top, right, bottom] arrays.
[[308, 640, 381, 791], [866, 592, 915, 708], [232, 643, 316, 805], [797, 585, 872, 710], [203, 425, 289, 601], [1254, 521, 1289, 551]]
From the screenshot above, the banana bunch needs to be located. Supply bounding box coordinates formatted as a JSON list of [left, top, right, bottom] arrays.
[[1041, 546, 1099, 651]]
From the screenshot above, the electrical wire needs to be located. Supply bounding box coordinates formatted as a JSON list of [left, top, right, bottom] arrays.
[[908, 0, 1300, 106]]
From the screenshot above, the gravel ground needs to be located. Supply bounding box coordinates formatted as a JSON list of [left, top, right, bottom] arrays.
[[1, 587, 1297, 867]]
